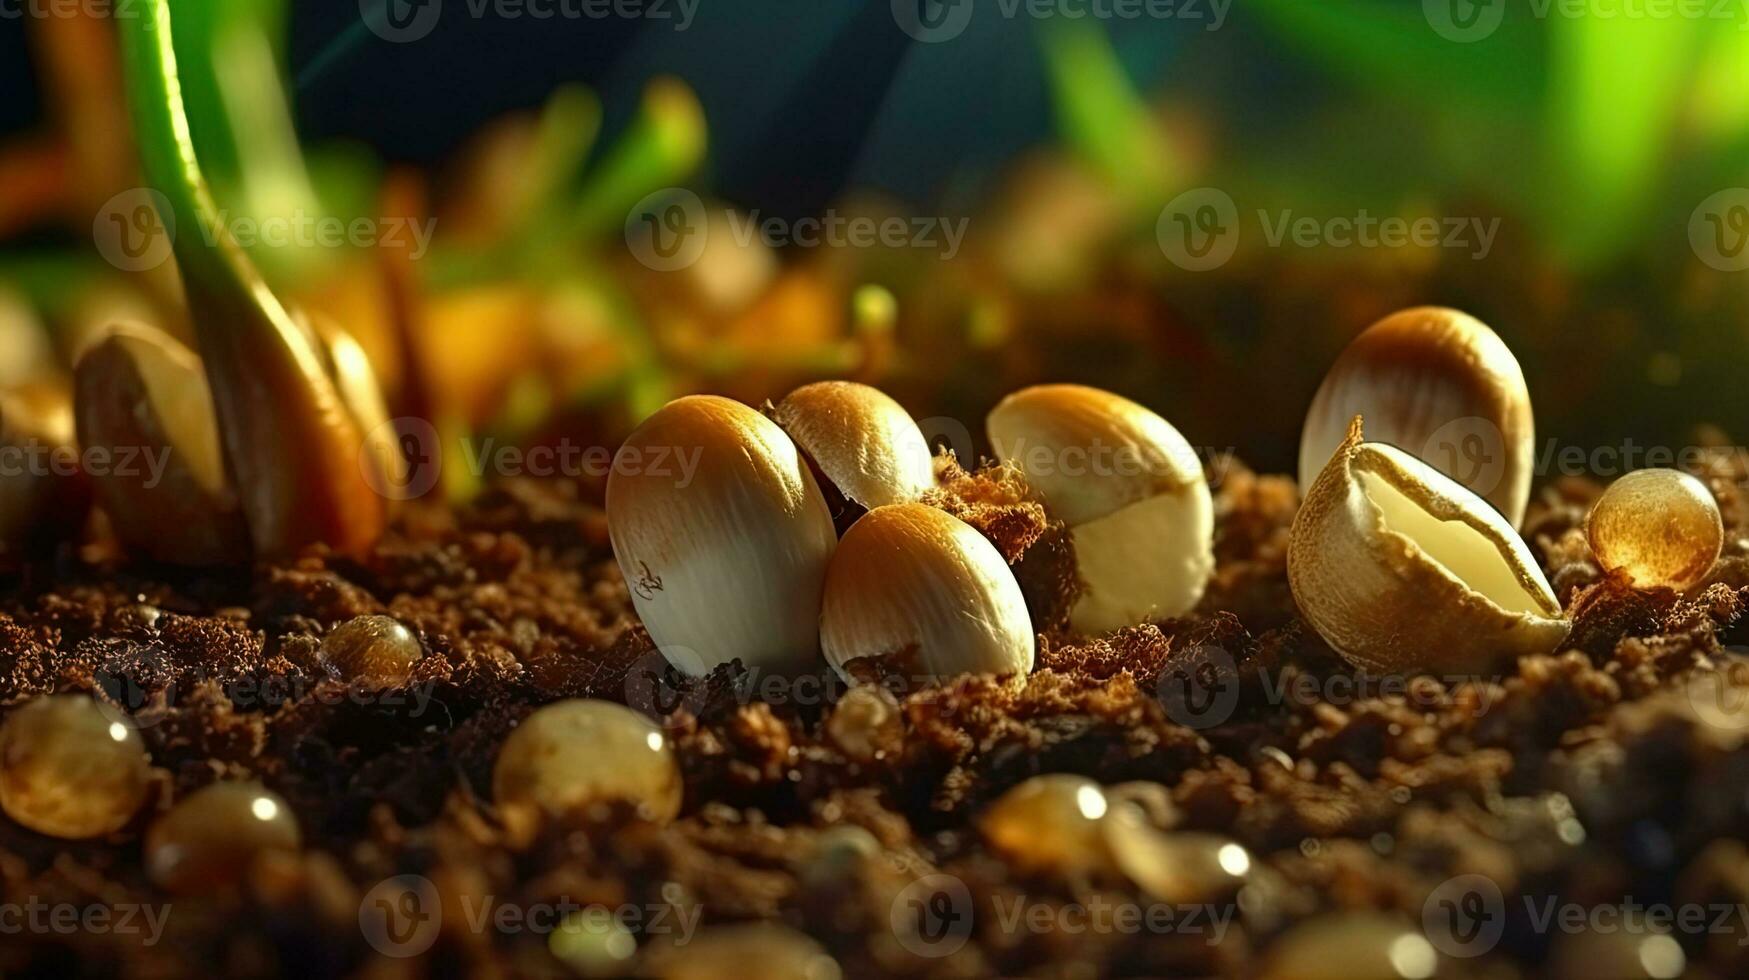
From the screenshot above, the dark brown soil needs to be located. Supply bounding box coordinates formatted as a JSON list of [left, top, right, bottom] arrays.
[[4, 454, 1749, 979]]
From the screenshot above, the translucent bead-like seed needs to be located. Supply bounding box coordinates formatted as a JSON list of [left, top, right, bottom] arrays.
[[1549, 930, 1685, 980], [0, 695, 150, 839], [1587, 468, 1723, 590], [639, 924, 840, 980], [1102, 806, 1251, 905], [548, 907, 638, 977], [979, 773, 1111, 875], [800, 824, 882, 890], [492, 699, 682, 841], [146, 781, 302, 894], [824, 685, 900, 763], [319, 614, 423, 685], [1257, 913, 1440, 980]]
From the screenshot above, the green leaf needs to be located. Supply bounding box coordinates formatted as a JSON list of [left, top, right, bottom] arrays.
[[1037, 20, 1183, 209], [1244, 0, 1540, 114], [1542, 13, 1702, 266]]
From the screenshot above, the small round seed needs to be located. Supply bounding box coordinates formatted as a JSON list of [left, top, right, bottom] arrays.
[[0, 695, 150, 839], [492, 699, 682, 840], [639, 924, 840, 980], [548, 907, 638, 977], [1549, 930, 1684, 980], [146, 782, 301, 894], [824, 685, 900, 762], [1257, 913, 1440, 980], [979, 774, 1110, 876], [319, 614, 422, 685], [1102, 808, 1251, 905], [1587, 468, 1723, 590]]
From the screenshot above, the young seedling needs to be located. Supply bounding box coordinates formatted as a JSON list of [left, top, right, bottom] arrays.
[[117, 0, 389, 557]]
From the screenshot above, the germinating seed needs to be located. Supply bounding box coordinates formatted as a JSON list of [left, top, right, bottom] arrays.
[[0, 695, 150, 839], [1587, 468, 1723, 591], [146, 782, 301, 894], [319, 614, 423, 685]]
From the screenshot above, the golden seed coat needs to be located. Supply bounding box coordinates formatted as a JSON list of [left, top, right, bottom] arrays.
[[1288, 417, 1566, 674], [607, 395, 837, 676], [820, 503, 1034, 681], [1300, 306, 1535, 528]]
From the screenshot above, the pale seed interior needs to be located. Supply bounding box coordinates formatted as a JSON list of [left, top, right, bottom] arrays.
[[1357, 469, 1544, 615]]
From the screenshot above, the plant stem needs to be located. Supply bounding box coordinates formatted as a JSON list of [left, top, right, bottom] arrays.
[[119, 0, 383, 556]]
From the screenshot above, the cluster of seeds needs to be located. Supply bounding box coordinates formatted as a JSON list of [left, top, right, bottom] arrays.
[[0, 301, 1743, 979]]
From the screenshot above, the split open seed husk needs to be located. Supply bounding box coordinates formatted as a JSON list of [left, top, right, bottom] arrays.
[[1288, 417, 1567, 674]]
